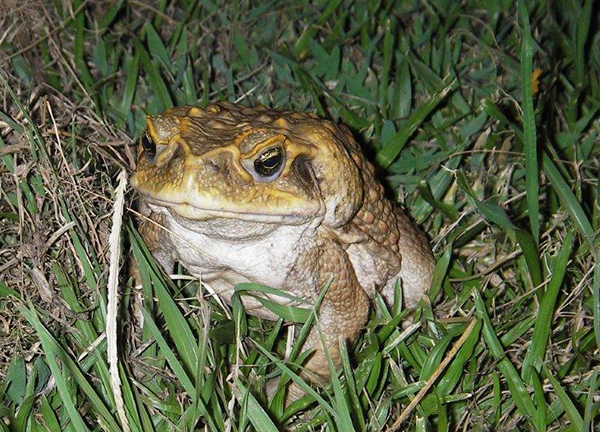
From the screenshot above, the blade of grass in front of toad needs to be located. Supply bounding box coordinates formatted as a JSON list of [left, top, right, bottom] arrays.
[[128, 223, 160, 346], [141, 308, 218, 432], [190, 302, 211, 430], [518, 0, 540, 244], [233, 379, 279, 432], [235, 283, 311, 323], [130, 229, 220, 429], [339, 337, 366, 431], [254, 341, 338, 419], [281, 279, 331, 366], [314, 317, 355, 432], [138, 255, 198, 383], [130, 227, 198, 381]]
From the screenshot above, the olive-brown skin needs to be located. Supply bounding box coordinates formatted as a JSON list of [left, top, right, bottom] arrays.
[[130, 102, 434, 399]]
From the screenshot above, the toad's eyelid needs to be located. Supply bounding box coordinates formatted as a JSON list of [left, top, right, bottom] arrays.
[[258, 147, 282, 161]]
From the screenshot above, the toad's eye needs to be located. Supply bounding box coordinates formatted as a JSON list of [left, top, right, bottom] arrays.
[[254, 147, 284, 178], [141, 132, 156, 157]]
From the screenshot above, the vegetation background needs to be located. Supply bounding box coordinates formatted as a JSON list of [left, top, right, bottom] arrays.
[[0, 0, 599, 430]]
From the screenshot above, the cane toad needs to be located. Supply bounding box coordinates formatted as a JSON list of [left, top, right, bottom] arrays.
[[130, 102, 434, 396]]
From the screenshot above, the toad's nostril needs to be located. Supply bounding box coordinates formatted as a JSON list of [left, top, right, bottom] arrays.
[[202, 152, 233, 175], [206, 160, 220, 173]]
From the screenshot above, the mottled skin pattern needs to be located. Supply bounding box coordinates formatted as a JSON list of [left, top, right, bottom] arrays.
[[130, 102, 434, 399]]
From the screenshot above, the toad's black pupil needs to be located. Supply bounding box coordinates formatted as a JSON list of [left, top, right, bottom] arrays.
[[254, 148, 283, 176], [141, 133, 156, 156]]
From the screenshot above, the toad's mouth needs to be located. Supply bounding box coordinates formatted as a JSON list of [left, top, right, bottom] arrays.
[[146, 197, 324, 225]]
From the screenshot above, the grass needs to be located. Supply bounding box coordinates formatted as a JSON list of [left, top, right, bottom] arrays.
[[0, 0, 599, 430]]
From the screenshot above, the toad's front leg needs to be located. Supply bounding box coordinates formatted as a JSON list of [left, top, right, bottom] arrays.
[[284, 239, 370, 401]]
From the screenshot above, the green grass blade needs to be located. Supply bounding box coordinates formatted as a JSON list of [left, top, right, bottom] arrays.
[[376, 78, 456, 168], [19, 304, 91, 432], [457, 171, 542, 288], [427, 245, 452, 302], [40, 396, 60, 431], [254, 341, 338, 419], [235, 283, 311, 323], [380, 18, 394, 118], [419, 324, 466, 381], [141, 309, 217, 426], [149, 271, 199, 380], [436, 320, 482, 396], [542, 152, 595, 247], [233, 380, 279, 432], [542, 150, 599, 349], [575, 0, 594, 86], [269, 280, 332, 412], [72, 0, 100, 115], [593, 264, 600, 358], [339, 337, 365, 431], [522, 232, 574, 383], [119, 53, 140, 127], [474, 290, 540, 430], [583, 369, 599, 431], [134, 38, 173, 111], [145, 23, 172, 73], [315, 322, 354, 431], [543, 366, 584, 431], [14, 395, 35, 432], [518, 0, 540, 243]]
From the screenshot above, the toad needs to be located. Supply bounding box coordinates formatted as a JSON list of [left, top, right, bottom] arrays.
[[130, 102, 434, 399]]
